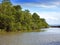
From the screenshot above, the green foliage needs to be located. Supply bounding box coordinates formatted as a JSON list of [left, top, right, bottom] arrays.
[[0, 0, 48, 32], [13, 5, 22, 11]]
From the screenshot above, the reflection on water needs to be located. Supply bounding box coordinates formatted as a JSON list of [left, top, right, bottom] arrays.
[[41, 28, 60, 34], [46, 41, 60, 45], [0, 28, 60, 45]]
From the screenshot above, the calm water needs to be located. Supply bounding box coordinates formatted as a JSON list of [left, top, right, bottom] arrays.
[[0, 28, 60, 45]]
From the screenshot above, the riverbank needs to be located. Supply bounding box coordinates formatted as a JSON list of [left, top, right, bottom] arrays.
[[0, 29, 42, 33]]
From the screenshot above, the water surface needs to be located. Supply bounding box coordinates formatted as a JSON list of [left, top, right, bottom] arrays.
[[0, 28, 60, 45]]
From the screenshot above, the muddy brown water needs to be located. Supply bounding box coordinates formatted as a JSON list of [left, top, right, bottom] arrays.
[[0, 28, 60, 45]]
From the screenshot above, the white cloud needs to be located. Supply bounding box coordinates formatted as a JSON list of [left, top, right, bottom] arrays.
[[12, 0, 60, 8], [52, 2, 60, 5], [23, 3, 57, 8], [13, 3, 58, 8], [39, 13, 58, 20], [39, 4, 57, 8], [36, 12, 60, 25]]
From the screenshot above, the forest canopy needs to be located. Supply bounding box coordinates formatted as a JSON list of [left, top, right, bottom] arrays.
[[0, 0, 48, 32]]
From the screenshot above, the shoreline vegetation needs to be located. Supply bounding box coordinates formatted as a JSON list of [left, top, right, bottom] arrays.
[[0, 0, 48, 32]]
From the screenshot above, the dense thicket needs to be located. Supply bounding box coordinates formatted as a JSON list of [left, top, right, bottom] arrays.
[[0, 0, 48, 32]]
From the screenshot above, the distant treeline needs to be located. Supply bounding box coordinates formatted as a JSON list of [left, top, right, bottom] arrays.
[[0, 0, 48, 32], [50, 25, 60, 28]]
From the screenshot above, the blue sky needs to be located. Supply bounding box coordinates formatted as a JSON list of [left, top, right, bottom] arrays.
[[2, 0, 60, 25]]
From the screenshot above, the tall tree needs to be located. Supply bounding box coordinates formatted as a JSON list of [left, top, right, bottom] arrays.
[[2, 0, 12, 5], [13, 5, 22, 11], [2, 0, 10, 2]]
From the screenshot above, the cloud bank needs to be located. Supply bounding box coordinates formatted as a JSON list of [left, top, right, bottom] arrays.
[[11, 0, 60, 8], [37, 12, 60, 25]]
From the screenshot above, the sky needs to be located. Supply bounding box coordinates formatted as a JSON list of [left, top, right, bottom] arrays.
[[1, 0, 60, 25]]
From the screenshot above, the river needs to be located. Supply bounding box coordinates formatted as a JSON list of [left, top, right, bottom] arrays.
[[0, 28, 60, 45]]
